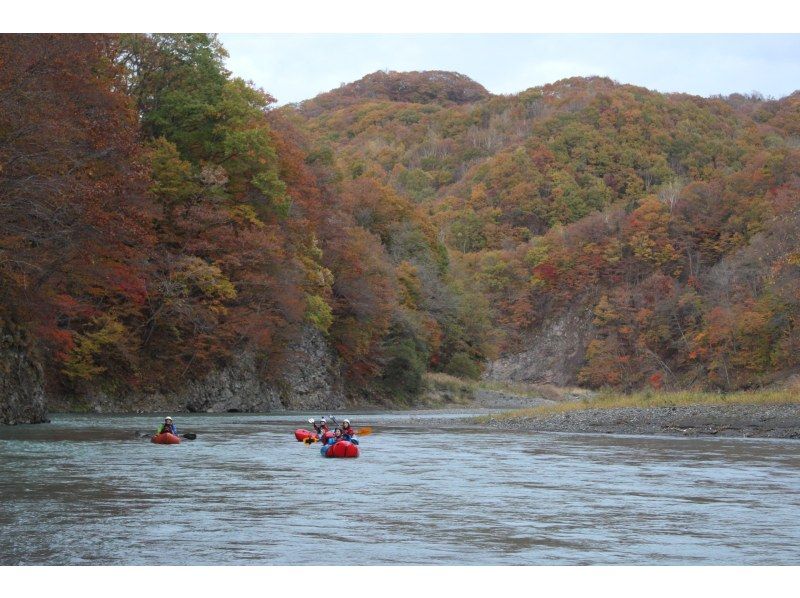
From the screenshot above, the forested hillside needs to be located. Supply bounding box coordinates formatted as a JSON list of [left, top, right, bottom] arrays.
[[0, 34, 489, 410], [288, 69, 800, 391], [2, 34, 799, 419]]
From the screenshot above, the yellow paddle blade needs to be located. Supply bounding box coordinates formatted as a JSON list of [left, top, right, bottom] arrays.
[[356, 427, 373, 436]]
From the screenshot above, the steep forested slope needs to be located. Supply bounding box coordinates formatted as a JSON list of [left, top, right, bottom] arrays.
[[0, 35, 491, 416]]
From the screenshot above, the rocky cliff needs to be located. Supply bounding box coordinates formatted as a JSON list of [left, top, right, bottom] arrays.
[[484, 306, 595, 386], [0, 320, 48, 424], [51, 326, 347, 414]]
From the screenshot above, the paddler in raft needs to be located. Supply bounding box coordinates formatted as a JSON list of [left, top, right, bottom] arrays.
[[341, 419, 359, 445], [311, 417, 329, 437], [323, 428, 343, 446], [156, 416, 178, 436], [320, 428, 344, 455]]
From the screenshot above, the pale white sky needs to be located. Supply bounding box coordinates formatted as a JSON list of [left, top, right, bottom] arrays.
[[218, 34, 800, 105]]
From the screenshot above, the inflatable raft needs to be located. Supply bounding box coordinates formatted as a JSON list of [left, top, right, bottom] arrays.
[[295, 429, 335, 443], [151, 432, 181, 445], [294, 428, 317, 442], [321, 440, 359, 458]]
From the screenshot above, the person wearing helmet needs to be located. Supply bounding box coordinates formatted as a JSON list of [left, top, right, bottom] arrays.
[[341, 419, 358, 444], [311, 417, 328, 436], [156, 416, 177, 436]]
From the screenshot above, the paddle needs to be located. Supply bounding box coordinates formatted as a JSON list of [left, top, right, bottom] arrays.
[[328, 414, 371, 437], [325, 414, 372, 437]]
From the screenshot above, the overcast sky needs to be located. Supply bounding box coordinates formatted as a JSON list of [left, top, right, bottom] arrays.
[[218, 34, 800, 105]]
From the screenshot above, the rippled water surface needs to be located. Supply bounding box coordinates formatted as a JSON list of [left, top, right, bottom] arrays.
[[2, 413, 799, 565]]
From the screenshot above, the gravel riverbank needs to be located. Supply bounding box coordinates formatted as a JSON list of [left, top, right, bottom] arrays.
[[479, 403, 800, 439]]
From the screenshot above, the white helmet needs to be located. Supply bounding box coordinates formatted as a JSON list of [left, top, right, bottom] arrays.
[[343, 419, 351, 427], [320, 417, 327, 424], [165, 416, 173, 422]]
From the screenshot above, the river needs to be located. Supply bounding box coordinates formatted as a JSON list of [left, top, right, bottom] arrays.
[[1, 412, 799, 565]]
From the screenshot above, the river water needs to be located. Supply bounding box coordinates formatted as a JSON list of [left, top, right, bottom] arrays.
[[1, 412, 799, 565]]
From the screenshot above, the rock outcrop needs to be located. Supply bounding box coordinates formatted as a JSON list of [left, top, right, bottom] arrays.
[[0, 321, 48, 424], [181, 326, 346, 413], [55, 326, 347, 414], [484, 306, 595, 386]]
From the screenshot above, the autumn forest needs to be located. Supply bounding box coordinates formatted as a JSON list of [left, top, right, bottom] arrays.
[[2, 33, 799, 409]]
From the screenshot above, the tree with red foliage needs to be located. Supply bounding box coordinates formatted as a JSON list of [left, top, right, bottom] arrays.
[[0, 34, 154, 389]]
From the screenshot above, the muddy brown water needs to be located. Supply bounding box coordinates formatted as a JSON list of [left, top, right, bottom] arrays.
[[1, 412, 799, 565]]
